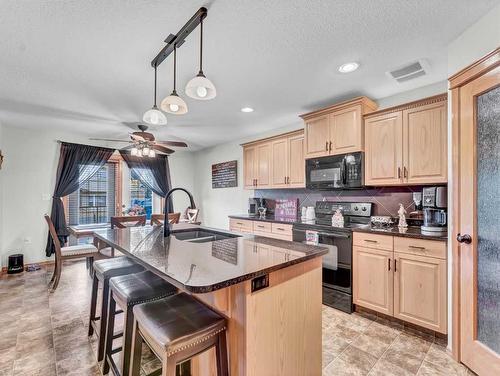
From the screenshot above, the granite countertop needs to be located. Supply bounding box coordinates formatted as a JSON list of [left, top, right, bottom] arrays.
[[228, 214, 447, 241], [93, 224, 328, 293]]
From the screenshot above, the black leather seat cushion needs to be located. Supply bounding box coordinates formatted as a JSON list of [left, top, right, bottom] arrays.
[[133, 293, 226, 349], [94, 257, 144, 281], [109, 271, 177, 306]]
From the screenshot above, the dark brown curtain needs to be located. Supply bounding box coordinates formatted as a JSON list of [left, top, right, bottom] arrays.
[[119, 151, 173, 213], [45, 142, 115, 256]]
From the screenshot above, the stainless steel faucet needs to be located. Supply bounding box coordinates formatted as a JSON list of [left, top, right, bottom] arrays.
[[163, 188, 196, 237]]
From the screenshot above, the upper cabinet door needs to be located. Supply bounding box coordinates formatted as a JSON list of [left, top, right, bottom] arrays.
[[287, 133, 305, 188], [256, 142, 271, 188], [271, 138, 288, 188], [365, 112, 403, 186], [403, 102, 447, 184], [305, 115, 330, 158], [330, 105, 363, 154], [243, 145, 257, 189]]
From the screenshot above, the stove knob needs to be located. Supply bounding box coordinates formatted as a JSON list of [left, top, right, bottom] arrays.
[[361, 206, 367, 211], [354, 206, 359, 211]]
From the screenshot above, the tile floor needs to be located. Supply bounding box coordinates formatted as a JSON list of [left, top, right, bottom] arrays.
[[0, 260, 472, 376]]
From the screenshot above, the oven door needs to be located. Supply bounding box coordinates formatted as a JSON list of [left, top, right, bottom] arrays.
[[292, 226, 353, 312]]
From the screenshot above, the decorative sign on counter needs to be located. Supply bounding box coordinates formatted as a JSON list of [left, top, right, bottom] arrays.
[[212, 160, 237, 188], [274, 198, 299, 218]]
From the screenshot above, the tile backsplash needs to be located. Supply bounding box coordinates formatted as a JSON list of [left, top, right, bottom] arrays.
[[255, 186, 428, 217]]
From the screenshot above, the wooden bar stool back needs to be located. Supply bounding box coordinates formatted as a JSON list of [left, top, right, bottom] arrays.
[[44, 214, 99, 292], [150, 213, 181, 225], [129, 293, 228, 376]]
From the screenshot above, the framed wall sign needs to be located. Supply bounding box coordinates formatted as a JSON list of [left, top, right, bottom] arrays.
[[212, 160, 237, 188]]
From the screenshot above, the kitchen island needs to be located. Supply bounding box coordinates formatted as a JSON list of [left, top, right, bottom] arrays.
[[93, 223, 327, 376]]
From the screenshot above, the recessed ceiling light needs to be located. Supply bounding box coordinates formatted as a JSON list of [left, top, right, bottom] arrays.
[[338, 62, 359, 73], [241, 107, 254, 113]]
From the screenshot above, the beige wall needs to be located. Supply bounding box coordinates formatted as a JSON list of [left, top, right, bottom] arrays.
[[0, 125, 195, 266]]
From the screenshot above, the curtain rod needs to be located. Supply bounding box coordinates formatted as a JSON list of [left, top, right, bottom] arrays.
[[56, 140, 117, 152]]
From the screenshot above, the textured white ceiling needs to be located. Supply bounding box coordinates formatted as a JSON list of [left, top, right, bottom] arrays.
[[0, 0, 497, 150]]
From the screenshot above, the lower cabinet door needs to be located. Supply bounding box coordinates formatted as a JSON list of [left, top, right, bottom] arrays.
[[353, 246, 393, 316], [394, 252, 447, 333]]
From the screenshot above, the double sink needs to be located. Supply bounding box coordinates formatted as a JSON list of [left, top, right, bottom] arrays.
[[171, 229, 240, 243]]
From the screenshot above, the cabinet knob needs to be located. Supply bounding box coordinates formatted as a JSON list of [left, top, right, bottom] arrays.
[[457, 233, 472, 244]]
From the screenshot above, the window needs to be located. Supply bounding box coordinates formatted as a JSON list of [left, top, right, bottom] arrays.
[[130, 170, 152, 220], [67, 163, 117, 225]]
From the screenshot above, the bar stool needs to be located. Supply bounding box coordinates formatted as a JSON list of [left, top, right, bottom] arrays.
[[129, 293, 229, 376], [104, 271, 178, 376], [88, 257, 145, 362]]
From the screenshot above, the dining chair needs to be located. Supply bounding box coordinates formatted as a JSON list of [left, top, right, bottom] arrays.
[[101, 215, 147, 258], [181, 208, 200, 223], [150, 213, 181, 225], [44, 214, 100, 292]]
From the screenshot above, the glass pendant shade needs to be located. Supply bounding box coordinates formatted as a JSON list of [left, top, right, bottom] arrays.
[[131, 147, 138, 156], [161, 92, 188, 114], [149, 149, 156, 157], [143, 105, 167, 125], [137, 148, 143, 157], [185, 74, 216, 100], [142, 146, 150, 155]]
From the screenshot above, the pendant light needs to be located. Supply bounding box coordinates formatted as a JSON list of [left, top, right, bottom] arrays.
[[143, 66, 167, 125], [161, 45, 188, 115], [185, 19, 216, 100]]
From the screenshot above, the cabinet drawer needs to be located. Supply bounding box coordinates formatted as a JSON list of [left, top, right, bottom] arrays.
[[353, 232, 393, 251], [229, 218, 254, 232], [271, 223, 293, 236], [253, 221, 272, 233], [394, 237, 446, 259]]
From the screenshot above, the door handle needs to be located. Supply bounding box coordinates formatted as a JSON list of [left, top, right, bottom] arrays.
[[329, 141, 332, 152], [325, 141, 329, 151], [388, 258, 391, 271], [284, 176, 287, 184], [457, 233, 472, 244], [394, 259, 397, 272], [403, 166, 408, 179], [398, 167, 401, 179]]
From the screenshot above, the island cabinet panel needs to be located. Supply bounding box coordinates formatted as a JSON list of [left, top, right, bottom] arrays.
[[301, 96, 378, 159], [242, 130, 305, 190], [353, 246, 394, 316], [305, 115, 330, 158], [364, 93, 447, 186], [191, 257, 323, 376], [364, 111, 403, 186], [403, 101, 447, 184], [393, 252, 447, 333]]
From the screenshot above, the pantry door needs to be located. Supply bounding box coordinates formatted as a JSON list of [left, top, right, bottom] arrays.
[[456, 60, 500, 375]]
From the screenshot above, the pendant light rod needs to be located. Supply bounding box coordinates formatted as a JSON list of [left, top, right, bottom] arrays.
[[198, 18, 203, 75], [173, 45, 177, 93], [151, 7, 207, 68], [153, 65, 157, 106]]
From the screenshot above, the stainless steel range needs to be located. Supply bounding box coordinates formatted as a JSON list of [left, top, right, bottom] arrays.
[[292, 201, 373, 313]]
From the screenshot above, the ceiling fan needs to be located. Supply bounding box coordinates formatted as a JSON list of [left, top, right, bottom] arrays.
[[90, 125, 187, 157]]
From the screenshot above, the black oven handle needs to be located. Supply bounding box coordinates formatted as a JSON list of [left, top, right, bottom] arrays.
[[341, 157, 348, 185], [293, 228, 351, 239]]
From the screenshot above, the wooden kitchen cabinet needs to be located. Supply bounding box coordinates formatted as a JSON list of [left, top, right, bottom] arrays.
[[364, 94, 447, 186], [301, 97, 378, 159], [243, 129, 304, 190], [353, 246, 394, 316], [364, 111, 403, 185], [353, 232, 447, 333], [394, 252, 447, 333]]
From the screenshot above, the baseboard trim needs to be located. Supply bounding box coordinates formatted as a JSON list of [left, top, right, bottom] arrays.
[[1, 260, 55, 275]]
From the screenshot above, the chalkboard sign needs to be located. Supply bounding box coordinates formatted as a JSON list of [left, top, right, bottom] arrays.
[[212, 160, 237, 188]]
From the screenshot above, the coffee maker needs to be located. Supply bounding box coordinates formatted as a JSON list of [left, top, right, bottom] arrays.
[[421, 187, 447, 233]]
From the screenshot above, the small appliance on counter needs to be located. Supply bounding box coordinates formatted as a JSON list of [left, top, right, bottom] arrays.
[[248, 198, 263, 216], [306, 152, 364, 190], [421, 186, 447, 233], [7, 253, 24, 274]]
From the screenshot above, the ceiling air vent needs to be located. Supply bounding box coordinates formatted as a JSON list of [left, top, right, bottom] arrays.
[[387, 60, 429, 83]]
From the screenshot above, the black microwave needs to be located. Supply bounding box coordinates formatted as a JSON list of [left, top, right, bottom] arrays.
[[306, 152, 364, 190]]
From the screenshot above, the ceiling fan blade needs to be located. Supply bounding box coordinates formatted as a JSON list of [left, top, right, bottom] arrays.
[[156, 141, 188, 147], [153, 144, 175, 154], [89, 138, 132, 143]]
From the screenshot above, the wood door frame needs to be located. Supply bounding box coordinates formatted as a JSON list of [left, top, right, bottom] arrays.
[[449, 47, 500, 363]]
